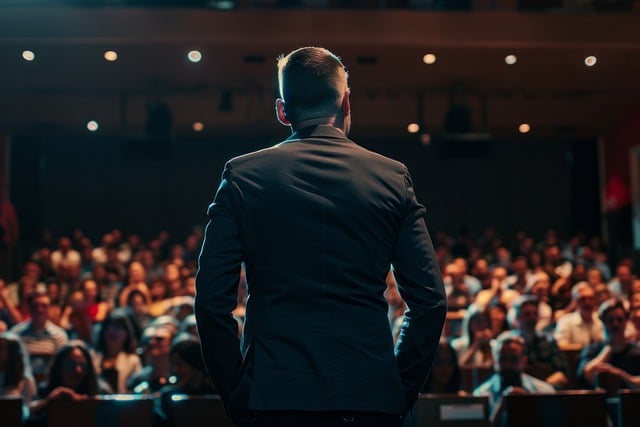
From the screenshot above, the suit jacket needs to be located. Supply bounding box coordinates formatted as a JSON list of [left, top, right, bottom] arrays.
[[194, 124, 446, 415]]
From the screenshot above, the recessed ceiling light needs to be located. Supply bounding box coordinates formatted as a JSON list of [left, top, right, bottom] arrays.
[[104, 50, 118, 62], [187, 50, 202, 63], [422, 53, 437, 65], [22, 50, 35, 61], [87, 120, 99, 132], [193, 122, 204, 132], [585, 56, 597, 67], [505, 54, 517, 65], [407, 123, 420, 133], [518, 123, 531, 134]]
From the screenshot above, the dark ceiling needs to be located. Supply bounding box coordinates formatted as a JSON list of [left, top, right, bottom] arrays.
[[1, 6, 640, 140]]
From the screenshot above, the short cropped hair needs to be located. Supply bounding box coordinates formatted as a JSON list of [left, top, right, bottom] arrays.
[[277, 46, 349, 123]]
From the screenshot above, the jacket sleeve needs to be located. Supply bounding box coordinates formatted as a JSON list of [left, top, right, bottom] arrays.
[[392, 167, 447, 412], [194, 163, 244, 405]]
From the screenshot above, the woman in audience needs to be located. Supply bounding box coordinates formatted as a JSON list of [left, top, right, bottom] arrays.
[[59, 290, 93, 344], [28, 340, 108, 426], [0, 332, 37, 420], [94, 309, 142, 393], [79, 278, 108, 324], [124, 289, 153, 341], [452, 304, 495, 368], [421, 337, 462, 394]]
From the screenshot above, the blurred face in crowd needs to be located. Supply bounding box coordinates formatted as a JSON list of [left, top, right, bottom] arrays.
[[617, 265, 633, 285], [62, 347, 89, 389], [431, 343, 456, 387], [82, 280, 99, 302], [576, 286, 596, 315], [146, 326, 172, 359], [104, 320, 128, 351], [170, 351, 198, 388], [602, 307, 627, 339], [128, 262, 146, 284], [497, 340, 526, 385], [587, 268, 604, 287], [29, 295, 51, 327], [630, 292, 640, 310], [517, 302, 539, 331]]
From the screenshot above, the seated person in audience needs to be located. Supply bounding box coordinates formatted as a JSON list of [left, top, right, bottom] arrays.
[[488, 302, 509, 338], [127, 324, 175, 394], [59, 290, 93, 344], [473, 332, 555, 425], [608, 264, 635, 300], [10, 291, 68, 385], [148, 278, 172, 318], [554, 282, 604, 347], [521, 272, 553, 331], [79, 279, 108, 324], [421, 337, 462, 395], [124, 289, 153, 341], [474, 266, 520, 310], [505, 256, 531, 294], [452, 304, 495, 368], [578, 299, 640, 392], [153, 333, 217, 427], [0, 331, 37, 420], [94, 309, 142, 394], [509, 296, 568, 389], [117, 261, 151, 308], [28, 340, 109, 426], [444, 262, 475, 311]]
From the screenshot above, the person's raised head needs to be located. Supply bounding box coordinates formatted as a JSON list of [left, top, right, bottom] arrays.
[[276, 46, 350, 133]]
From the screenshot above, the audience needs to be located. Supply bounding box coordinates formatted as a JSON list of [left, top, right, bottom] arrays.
[[0, 225, 636, 425]]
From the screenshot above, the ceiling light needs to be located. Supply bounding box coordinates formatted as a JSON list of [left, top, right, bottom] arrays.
[[518, 123, 531, 134], [505, 54, 517, 65], [104, 50, 118, 62], [422, 54, 437, 65], [22, 50, 35, 61], [585, 56, 597, 67], [87, 120, 99, 132], [407, 123, 420, 133], [193, 122, 204, 132], [187, 50, 202, 63]]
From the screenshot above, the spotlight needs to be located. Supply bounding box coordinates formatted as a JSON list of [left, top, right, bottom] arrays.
[[87, 120, 99, 132], [193, 122, 204, 132], [585, 56, 597, 67], [187, 50, 202, 63], [22, 50, 35, 61], [407, 123, 420, 134], [505, 54, 517, 65], [104, 50, 118, 62], [518, 123, 531, 134], [422, 54, 437, 65]]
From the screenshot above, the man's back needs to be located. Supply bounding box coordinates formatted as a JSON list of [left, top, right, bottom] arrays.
[[194, 47, 446, 425], [229, 125, 410, 411]]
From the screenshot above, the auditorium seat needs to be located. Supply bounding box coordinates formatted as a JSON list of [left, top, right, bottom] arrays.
[[47, 395, 153, 427], [618, 389, 640, 427], [415, 394, 489, 427], [0, 396, 22, 427], [167, 394, 232, 427], [503, 390, 608, 427]]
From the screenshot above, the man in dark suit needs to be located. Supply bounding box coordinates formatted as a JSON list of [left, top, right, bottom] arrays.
[[195, 46, 446, 427]]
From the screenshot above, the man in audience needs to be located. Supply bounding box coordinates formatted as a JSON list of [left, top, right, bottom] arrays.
[[510, 296, 568, 389], [9, 290, 68, 383], [578, 299, 640, 391], [50, 236, 81, 281], [127, 323, 175, 394], [554, 282, 604, 347], [474, 332, 555, 425], [608, 264, 635, 300]]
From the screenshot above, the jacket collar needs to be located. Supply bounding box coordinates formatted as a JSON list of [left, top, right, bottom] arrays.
[[285, 124, 349, 143]]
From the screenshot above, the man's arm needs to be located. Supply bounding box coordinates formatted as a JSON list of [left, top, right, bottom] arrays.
[[194, 164, 244, 405], [392, 168, 447, 412]]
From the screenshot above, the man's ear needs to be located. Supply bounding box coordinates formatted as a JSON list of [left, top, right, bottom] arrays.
[[275, 98, 291, 127], [341, 90, 351, 117]]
